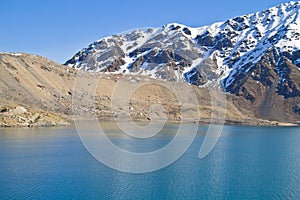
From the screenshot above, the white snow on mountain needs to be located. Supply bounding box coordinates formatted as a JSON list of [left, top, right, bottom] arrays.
[[66, 1, 300, 90]]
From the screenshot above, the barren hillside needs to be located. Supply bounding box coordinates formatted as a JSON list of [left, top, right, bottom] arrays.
[[0, 53, 297, 127]]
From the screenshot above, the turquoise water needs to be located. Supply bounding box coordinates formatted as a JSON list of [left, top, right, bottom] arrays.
[[1, 124, 300, 199]]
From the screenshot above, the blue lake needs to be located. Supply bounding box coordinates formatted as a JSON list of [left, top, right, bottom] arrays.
[[1, 123, 300, 199]]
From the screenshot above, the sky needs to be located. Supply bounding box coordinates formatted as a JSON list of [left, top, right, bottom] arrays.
[[0, 0, 292, 63]]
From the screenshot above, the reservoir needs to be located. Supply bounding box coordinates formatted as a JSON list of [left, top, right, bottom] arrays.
[[1, 122, 300, 199]]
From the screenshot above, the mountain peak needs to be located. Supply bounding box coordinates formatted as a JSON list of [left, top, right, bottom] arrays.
[[65, 1, 300, 100]]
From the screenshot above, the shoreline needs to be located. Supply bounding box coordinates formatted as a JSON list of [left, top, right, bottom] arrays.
[[2, 118, 298, 128]]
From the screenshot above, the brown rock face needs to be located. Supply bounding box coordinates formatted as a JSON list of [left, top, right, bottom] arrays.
[[224, 48, 300, 122]]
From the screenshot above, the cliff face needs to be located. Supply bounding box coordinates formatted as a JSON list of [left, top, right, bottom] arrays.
[[225, 48, 300, 122]]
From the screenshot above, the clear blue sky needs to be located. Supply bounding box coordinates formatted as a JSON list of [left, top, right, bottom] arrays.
[[0, 0, 291, 63]]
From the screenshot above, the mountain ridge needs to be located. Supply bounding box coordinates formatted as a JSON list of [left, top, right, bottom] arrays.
[[65, 1, 300, 91], [64, 1, 300, 122]]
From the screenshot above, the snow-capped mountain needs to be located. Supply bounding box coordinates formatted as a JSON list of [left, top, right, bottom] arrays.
[[65, 1, 300, 99]]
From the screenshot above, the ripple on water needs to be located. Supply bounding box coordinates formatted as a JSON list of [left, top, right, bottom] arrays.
[[0, 125, 300, 199]]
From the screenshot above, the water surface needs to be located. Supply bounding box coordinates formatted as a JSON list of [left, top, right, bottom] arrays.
[[1, 123, 300, 199]]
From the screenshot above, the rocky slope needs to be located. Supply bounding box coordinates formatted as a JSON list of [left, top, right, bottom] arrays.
[[66, 1, 300, 122], [2, 52, 294, 127], [0, 53, 76, 126]]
